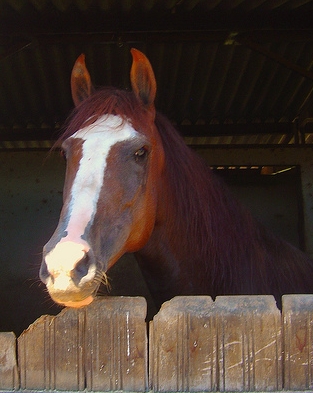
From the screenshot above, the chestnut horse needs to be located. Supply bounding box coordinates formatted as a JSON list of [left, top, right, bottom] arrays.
[[40, 49, 313, 309]]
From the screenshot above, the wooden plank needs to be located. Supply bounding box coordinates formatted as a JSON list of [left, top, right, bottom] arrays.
[[18, 315, 53, 389], [0, 332, 19, 390], [15, 294, 313, 391], [84, 297, 148, 392], [215, 296, 282, 392], [17, 297, 147, 391], [150, 296, 215, 392], [283, 294, 313, 390], [150, 295, 282, 392], [52, 307, 85, 390], [18, 310, 85, 390]]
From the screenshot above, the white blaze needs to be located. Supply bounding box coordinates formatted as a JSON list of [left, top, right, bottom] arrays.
[[45, 114, 138, 271], [63, 114, 137, 243]]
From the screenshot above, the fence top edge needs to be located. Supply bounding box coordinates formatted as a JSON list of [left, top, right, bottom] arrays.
[[2, 391, 313, 393]]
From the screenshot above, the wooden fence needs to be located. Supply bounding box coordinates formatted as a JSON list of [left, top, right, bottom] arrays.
[[1, 294, 313, 392]]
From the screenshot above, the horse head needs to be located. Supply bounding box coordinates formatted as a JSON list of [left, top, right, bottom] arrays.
[[40, 49, 165, 307]]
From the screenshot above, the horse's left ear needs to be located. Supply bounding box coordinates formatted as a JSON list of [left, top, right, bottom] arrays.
[[130, 48, 156, 114], [71, 54, 94, 107]]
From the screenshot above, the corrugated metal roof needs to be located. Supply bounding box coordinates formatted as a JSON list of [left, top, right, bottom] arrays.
[[1, 0, 313, 147]]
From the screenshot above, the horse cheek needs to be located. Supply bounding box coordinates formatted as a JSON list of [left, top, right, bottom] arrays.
[[125, 181, 157, 253], [126, 214, 154, 252], [125, 140, 164, 251]]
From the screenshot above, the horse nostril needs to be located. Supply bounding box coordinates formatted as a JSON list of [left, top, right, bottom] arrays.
[[70, 252, 91, 285], [39, 260, 51, 284]]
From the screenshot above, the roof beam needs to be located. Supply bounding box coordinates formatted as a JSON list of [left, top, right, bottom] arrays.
[[2, 29, 313, 48], [178, 123, 296, 137], [236, 35, 313, 81], [0, 38, 31, 61], [0, 122, 302, 142]]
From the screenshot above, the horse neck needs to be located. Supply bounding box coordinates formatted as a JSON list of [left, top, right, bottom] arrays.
[[137, 124, 313, 305], [137, 140, 269, 303], [137, 143, 222, 302]]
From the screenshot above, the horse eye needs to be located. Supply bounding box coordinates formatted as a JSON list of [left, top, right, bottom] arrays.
[[60, 149, 67, 161], [134, 146, 148, 162]]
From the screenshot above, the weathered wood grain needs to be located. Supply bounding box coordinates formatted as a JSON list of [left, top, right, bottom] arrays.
[[0, 295, 312, 392], [17, 297, 147, 391], [0, 331, 19, 390], [215, 295, 282, 392], [150, 295, 282, 392], [84, 297, 148, 391], [283, 294, 313, 390], [150, 296, 215, 391]]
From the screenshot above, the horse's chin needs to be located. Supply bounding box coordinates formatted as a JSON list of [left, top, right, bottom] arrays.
[[61, 295, 94, 308], [47, 287, 97, 308]]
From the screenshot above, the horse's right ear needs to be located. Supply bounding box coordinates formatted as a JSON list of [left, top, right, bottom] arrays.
[[71, 54, 93, 107], [130, 48, 156, 114]]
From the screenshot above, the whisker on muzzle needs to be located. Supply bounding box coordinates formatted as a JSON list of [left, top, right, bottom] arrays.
[[94, 269, 111, 292]]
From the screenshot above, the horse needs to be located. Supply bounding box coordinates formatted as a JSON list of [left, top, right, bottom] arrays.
[[40, 48, 313, 310]]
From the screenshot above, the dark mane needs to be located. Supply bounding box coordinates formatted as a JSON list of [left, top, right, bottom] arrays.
[[154, 112, 313, 302]]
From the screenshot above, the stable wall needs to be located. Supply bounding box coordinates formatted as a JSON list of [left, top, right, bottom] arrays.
[[0, 148, 307, 334]]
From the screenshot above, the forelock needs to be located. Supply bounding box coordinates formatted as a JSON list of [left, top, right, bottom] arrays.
[[57, 87, 150, 146]]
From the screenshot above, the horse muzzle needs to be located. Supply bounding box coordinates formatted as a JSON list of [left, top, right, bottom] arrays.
[[40, 241, 99, 308]]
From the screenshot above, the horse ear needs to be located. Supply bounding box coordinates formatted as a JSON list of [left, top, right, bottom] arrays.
[[130, 48, 156, 113], [71, 54, 93, 107]]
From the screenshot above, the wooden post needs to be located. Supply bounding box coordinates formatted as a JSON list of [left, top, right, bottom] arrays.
[[0, 332, 19, 390], [18, 311, 85, 390], [150, 295, 282, 392], [84, 297, 148, 391], [283, 294, 313, 390], [215, 296, 282, 392], [18, 297, 147, 391], [150, 296, 215, 392]]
